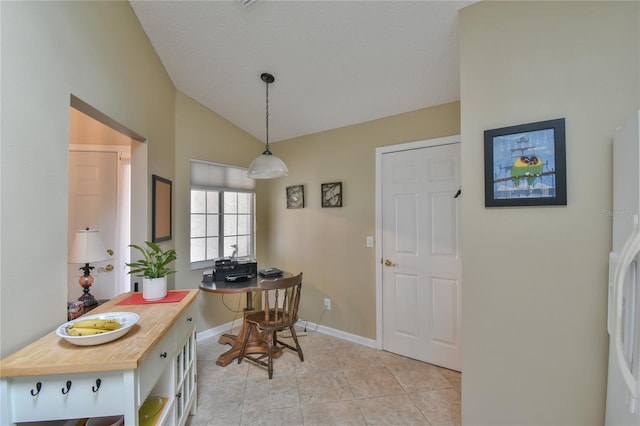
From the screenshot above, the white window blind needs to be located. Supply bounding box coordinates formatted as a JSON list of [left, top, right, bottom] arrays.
[[190, 160, 255, 269], [190, 160, 255, 191]]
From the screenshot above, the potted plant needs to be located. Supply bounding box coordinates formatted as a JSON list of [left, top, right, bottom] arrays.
[[126, 241, 177, 300]]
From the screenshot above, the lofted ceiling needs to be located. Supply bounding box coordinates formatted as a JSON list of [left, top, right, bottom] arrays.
[[129, 0, 475, 143]]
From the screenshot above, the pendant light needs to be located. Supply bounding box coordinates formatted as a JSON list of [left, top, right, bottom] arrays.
[[247, 73, 289, 179]]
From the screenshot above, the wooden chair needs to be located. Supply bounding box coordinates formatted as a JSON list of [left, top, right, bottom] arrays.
[[238, 272, 304, 379]]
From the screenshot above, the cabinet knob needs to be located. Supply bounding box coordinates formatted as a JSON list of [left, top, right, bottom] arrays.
[[160, 352, 167, 358], [187, 317, 193, 322], [176, 391, 182, 399]]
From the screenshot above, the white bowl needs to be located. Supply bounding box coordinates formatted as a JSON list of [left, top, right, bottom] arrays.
[[56, 312, 139, 346], [86, 416, 124, 426]]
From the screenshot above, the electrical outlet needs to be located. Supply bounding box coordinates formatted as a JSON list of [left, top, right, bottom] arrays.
[[324, 298, 331, 310]]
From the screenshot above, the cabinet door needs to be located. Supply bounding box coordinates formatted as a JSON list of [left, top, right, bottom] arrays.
[[139, 327, 176, 403], [145, 310, 197, 426], [176, 330, 197, 425]]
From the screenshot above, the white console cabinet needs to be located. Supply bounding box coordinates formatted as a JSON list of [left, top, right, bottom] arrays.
[[0, 290, 199, 426]]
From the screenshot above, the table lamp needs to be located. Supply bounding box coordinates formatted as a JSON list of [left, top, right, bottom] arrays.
[[68, 228, 112, 306]]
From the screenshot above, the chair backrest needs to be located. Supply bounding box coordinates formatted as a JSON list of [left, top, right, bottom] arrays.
[[259, 272, 303, 326]]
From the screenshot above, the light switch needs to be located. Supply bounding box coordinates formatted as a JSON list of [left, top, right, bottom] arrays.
[[366, 236, 374, 247]]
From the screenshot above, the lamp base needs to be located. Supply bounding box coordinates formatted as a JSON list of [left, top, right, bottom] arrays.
[[78, 289, 98, 306], [78, 268, 98, 306]]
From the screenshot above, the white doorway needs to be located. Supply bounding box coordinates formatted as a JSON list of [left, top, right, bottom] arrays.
[[67, 100, 146, 303], [68, 149, 131, 301], [375, 135, 462, 371]]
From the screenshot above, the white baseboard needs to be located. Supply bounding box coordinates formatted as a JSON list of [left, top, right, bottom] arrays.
[[196, 321, 236, 342], [196, 319, 377, 349], [297, 320, 377, 348]]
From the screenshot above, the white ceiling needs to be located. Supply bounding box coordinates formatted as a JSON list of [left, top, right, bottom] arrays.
[[129, 0, 475, 143]]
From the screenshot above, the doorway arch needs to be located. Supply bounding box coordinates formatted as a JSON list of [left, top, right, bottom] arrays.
[[68, 95, 148, 300]]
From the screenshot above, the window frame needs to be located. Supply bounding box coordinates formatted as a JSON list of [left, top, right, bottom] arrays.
[[189, 186, 256, 270]]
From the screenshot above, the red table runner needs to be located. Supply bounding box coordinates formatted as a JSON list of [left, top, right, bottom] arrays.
[[116, 290, 190, 305]]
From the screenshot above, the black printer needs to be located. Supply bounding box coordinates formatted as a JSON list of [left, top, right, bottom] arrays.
[[212, 257, 257, 282]]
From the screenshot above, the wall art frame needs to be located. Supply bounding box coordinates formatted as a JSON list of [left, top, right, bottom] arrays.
[[152, 174, 172, 242], [484, 118, 567, 207], [321, 182, 342, 208], [286, 185, 305, 209]]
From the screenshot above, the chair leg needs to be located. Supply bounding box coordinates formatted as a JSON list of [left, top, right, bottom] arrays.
[[288, 325, 304, 362], [237, 323, 253, 364], [267, 330, 276, 379]]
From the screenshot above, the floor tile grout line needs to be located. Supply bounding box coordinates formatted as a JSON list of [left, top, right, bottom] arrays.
[[191, 331, 460, 426]]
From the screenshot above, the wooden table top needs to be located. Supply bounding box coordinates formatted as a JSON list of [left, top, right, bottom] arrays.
[[199, 272, 292, 294], [0, 289, 199, 377]]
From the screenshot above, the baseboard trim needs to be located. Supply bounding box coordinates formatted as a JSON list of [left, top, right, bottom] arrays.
[[196, 321, 236, 342], [196, 319, 377, 349], [297, 320, 377, 348]]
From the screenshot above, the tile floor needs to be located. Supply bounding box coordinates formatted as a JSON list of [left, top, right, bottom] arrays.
[[186, 326, 461, 425]]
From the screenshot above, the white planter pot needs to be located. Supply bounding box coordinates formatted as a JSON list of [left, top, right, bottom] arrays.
[[143, 276, 167, 301]]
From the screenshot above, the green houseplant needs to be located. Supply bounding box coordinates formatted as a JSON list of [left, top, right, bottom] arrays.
[[126, 241, 177, 300]]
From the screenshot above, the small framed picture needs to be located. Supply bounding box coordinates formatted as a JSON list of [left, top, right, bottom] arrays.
[[321, 182, 342, 208], [484, 118, 567, 207], [152, 174, 172, 242], [286, 185, 304, 209]]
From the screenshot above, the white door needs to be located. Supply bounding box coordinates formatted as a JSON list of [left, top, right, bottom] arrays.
[[68, 151, 117, 302], [381, 142, 461, 371]]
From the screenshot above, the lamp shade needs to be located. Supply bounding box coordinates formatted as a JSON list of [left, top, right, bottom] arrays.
[[68, 229, 112, 264], [247, 153, 289, 179]]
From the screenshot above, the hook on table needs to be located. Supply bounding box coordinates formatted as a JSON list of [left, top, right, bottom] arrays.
[[61, 380, 72, 395], [30, 382, 42, 396], [92, 378, 102, 392]]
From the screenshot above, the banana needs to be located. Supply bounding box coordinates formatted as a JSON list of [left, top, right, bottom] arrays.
[[66, 326, 108, 336], [70, 319, 121, 331]]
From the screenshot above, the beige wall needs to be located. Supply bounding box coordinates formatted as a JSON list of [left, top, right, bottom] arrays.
[[259, 102, 460, 338], [173, 95, 459, 338], [0, 0, 460, 362], [0, 1, 175, 357], [173, 92, 264, 330], [5, 2, 638, 422], [460, 1, 640, 424]]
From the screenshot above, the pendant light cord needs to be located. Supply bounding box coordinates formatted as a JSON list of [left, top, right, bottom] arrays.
[[247, 72, 287, 179], [264, 77, 271, 155]]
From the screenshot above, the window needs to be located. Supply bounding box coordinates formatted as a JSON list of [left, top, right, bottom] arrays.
[[190, 160, 255, 269]]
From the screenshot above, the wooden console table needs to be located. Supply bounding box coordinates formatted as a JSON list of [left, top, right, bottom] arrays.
[[0, 289, 199, 425]]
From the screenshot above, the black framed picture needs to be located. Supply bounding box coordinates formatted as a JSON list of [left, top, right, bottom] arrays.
[[321, 182, 342, 207], [152, 174, 172, 242], [484, 118, 566, 207], [286, 185, 304, 209]]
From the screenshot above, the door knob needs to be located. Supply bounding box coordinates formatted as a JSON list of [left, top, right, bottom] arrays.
[[98, 264, 114, 272], [384, 259, 396, 267]]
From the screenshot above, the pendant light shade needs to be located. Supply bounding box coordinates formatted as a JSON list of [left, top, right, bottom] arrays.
[[247, 152, 289, 179], [247, 73, 288, 179]]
